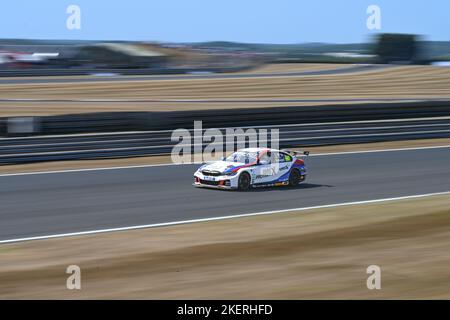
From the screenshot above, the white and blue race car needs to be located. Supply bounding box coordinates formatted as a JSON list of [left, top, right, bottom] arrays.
[[193, 148, 308, 190]]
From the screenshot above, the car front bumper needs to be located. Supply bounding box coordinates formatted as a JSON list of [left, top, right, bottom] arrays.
[[193, 171, 239, 189]]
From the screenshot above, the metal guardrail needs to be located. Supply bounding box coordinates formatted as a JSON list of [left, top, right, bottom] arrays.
[[1, 117, 450, 164], [3, 100, 450, 136], [1, 100, 450, 164]]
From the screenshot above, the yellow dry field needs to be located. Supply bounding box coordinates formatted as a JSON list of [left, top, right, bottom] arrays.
[[0, 64, 449, 116], [238, 63, 349, 74], [1, 193, 450, 299]]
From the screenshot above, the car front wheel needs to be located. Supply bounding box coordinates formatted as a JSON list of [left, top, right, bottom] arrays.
[[237, 172, 251, 191]]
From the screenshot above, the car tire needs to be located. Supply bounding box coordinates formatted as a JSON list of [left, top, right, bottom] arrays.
[[237, 172, 251, 191], [288, 169, 301, 187]]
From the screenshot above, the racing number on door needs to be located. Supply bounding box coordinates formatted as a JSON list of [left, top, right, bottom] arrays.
[[260, 167, 275, 176]]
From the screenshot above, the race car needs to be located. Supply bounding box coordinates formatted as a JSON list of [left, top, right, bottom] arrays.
[[193, 148, 308, 190]]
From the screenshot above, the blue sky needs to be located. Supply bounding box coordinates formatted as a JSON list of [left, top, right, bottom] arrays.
[[0, 0, 448, 43]]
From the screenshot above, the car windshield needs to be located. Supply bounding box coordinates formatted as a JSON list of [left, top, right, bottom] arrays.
[[225, 151, 259, 164]]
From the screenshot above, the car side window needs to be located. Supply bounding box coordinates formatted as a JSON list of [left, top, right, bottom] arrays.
[[279, 152, 292, 163], [271, 152, 279, 163], [259, 152, 271, 165]]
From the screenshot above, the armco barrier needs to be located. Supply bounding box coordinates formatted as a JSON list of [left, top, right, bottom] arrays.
[[1, 117, 450, 164], [2, 100, 450, 136]]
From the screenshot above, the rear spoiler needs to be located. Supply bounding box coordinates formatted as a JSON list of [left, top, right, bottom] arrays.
[[282, 149, 310, 157]]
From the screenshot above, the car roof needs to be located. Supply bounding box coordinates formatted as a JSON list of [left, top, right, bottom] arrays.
[[238, 147, 279, 153]]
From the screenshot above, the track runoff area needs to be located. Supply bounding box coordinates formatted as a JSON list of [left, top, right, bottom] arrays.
[[0, 144, 449, 244]]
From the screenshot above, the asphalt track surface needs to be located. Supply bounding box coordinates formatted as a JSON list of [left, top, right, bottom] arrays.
[[0, 64, 387, 85], [1, 147, 450, 242]]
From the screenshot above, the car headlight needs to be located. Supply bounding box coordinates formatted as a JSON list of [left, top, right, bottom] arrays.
[[224, 171, 238, 176]]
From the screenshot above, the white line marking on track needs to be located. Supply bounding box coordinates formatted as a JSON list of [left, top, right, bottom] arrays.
[[3, 130, 450, 159], [0, 144, 450, 177], [1, 190, 450, 244], [307, 144, 450, 156]]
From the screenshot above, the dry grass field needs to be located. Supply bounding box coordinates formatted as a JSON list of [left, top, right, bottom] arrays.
[[0, 64, 449, 116], [1, 192, 450, 299], [239, 63, 349, 74]]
